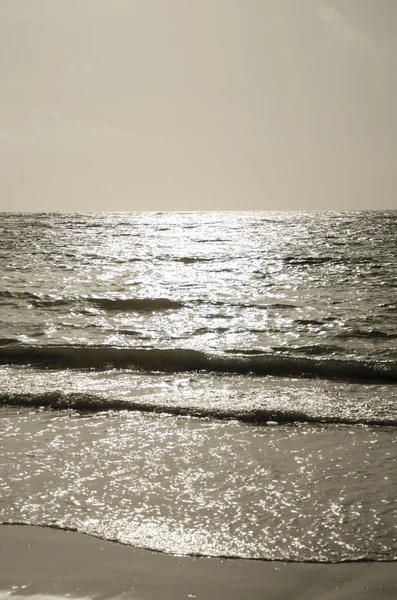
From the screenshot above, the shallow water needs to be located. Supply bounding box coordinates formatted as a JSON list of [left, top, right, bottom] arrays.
[[1, 407, 396, 562], [0, 211, 396, 561]]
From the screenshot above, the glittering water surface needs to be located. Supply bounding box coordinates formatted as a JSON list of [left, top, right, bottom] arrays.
[[1, 211, 396, 358], [0, 211, 396, 561], [1, 407, 396, 562]]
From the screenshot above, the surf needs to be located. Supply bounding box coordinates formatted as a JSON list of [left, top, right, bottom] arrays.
[[0, 345, 396, 383]]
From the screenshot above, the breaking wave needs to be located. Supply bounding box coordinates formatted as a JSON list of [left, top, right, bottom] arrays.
[[0, 391, 395, 426], [0, 345, 396, 383]]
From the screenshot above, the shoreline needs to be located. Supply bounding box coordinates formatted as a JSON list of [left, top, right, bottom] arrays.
[[1, 525, 396, 599]]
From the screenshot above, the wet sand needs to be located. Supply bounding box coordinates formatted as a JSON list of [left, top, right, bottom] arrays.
[[0, 525, 396, 599]]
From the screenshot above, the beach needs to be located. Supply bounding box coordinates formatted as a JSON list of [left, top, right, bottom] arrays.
[[1, 212, 396, 597], [1, 525, 396, 600], [1, 0, 397, 592]]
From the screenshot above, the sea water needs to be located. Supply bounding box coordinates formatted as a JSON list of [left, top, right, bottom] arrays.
[[0, 211, 396, 562]]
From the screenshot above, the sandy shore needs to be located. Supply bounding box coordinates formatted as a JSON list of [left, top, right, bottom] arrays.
[[0, 525, 396, 600]]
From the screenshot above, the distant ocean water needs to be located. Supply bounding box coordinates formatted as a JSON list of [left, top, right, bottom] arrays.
[[0, 211, 396, 562]]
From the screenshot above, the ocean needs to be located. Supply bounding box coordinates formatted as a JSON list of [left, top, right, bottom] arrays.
[[0, 211, 396, 563]]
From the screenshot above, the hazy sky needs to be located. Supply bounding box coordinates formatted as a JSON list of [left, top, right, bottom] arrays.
[[0, 0, 396, 211]]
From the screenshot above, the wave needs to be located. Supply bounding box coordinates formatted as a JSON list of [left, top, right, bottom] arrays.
[[270, 344, 342, 356], [193, 327, 230, 335], [379, 303, 397, 311], [0, 291, 341, 315], [0, 338, 19, 346], [0, 291, 184, 313], [336, 329, 397, 340], [171, 257, 214, 264], [0, 345, 396, 383], [294, 319, 326, 326], [88, 298, 184, 311], [283, 256, 336, 266], [196, 299, 298, 311], [1, 522, 395, 563], [0, 291, 74, 309], [33, 298, 72, 308], [282, 256, 378, 267], [0, 391, 395, 426], [0, 290, 41, 301]]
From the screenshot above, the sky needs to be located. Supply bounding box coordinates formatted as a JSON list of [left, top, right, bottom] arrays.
[[0, 0, 396, 211]]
